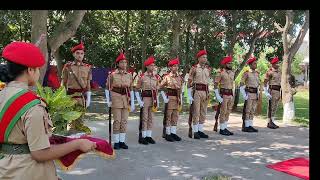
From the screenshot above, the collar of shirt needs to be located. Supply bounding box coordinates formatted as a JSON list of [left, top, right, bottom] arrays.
[[116, 69, 127, 74], [73, 60, 83, 66], [7, 81, 29, 90], [146, 71, 154, 77], [249, 69, 256, 73], [196, 63, 206, 69], [272, 67, 279, 72], [169, 71, 179, 77]]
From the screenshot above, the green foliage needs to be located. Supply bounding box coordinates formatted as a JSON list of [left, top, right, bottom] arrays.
[[36, 83, 84, 134], [292, 53, 304, 75]]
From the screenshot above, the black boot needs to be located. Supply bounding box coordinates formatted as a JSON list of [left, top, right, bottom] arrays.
[[249, 126, 258, 132], [146, 137, 156, 144], [267, 121, 279, 129], [225, 129, 234, 135], [198, 131, 209, 138], [242, 126, 255, 132], [194, 132, 200, 139], [113, 143, 120, 149], [119, 142, 128, 149], [219, 129, 231, 136], [165, 134, 175, 142], [138, 137, 148, 145], [171, 133, 181, 141]]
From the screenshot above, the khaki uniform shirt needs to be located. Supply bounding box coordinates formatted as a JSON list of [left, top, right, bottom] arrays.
[[0, 81, 57, 180], [241, 69, 260, 88], [215, 69, 235, 89], [265, 67, 281, 86], [188, 64, 211, 85], [62, 61, 92, 90], [160, 72, 183, 109], [106, 69, 133, 109]]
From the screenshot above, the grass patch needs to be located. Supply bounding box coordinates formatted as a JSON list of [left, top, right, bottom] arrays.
[[237, 89, 309, 127]]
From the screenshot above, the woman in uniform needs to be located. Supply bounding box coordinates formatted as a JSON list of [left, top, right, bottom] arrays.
[[0, 41, 96, 180]]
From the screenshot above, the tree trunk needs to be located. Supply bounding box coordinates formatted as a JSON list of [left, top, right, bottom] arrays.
[[170, 12, 180, 58], [184, 25, 191, 74], [53, 47, 63, 79], [31, 10, 48, 85], [124, 10, 130, 57], [141, 10, 151, 72], [48, 10, 87, 54], [279, 10, 309, 123]]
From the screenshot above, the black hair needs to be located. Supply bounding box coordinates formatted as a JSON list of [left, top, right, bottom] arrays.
[[0, 60, 28, 83]]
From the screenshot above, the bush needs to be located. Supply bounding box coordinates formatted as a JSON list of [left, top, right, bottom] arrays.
[[36, 83, 85, 135]]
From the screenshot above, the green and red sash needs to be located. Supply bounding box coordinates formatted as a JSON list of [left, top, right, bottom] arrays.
[[0, 89, 41, 143]]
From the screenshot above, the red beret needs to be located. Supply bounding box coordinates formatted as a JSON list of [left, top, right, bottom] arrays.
[[116, 52, 126, 63], [144, 56, 155, 66], [196, 49, 207, 58], [168, 58, 180, 66], [220, 56, 232, 65], [270, 57, 279, 64], [71, 42, 85, 53], [2, 41, 45, 68], [246, 57, 257, 64]]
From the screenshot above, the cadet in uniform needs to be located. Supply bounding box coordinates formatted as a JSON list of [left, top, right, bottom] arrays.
[[159, 58, 183, 142], [263, 57, 281, 129], [135, 56, 160, 145], [214, 56, 235, 136], [61, 42, 92, 133], [105, 52, 135, 150], [187, 50, 211, 139], [239, 57, 259, 132], [0, 41, 96, 180]]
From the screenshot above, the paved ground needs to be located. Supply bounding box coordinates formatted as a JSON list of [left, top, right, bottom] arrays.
[[58, 92, 309, 180]]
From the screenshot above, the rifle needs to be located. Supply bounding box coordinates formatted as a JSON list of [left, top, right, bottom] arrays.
[[162, 102, 168, 138], [213, 103, 221, 132], [139, 106, 143, 140], [242, 100, 247, 131], [188, 88, 195, 138]]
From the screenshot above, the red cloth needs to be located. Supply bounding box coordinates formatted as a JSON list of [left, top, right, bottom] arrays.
[[246, 57, 257, 64], [168, 57, 180, 66], [270, 57, 279, 64], [196, 49, 207, 58], [90, 81, 100, 90], [47, 66, 60, 90], [144, 56, 155, 66], [2, 42, 45, 67], [220, 56, 232, 65], [266, 157, 309, 180], [71, 42, 85, 53], [116, 52, 126, 63], [49, 134, 115, 171]]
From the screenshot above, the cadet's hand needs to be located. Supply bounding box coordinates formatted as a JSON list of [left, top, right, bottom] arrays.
[[77, 139, 97, 152], [139, 101, 144, 108], [107, 101, 112, 107]]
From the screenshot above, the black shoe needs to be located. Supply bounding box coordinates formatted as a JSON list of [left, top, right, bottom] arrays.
[[198, 131, 209, 138], [219, 129, 231, 136], [146, 137, 156, 144], [249, 126, 258, 132], [119, 142, 128, 149], [165, 134, 175, 142], [194, 132, 200, 139], [267, 121, 279, 129], [171, 133, 181, 141], [225, 129, 234, 135], [114, 143, 120, 149], [242, 126, 255, 132], [138, 137, 148, 145]]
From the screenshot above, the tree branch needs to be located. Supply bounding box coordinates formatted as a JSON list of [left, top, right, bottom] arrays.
[[282, 10, 293, 54], [48, 10, 87, 53], [289, 10, 309, 58]]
